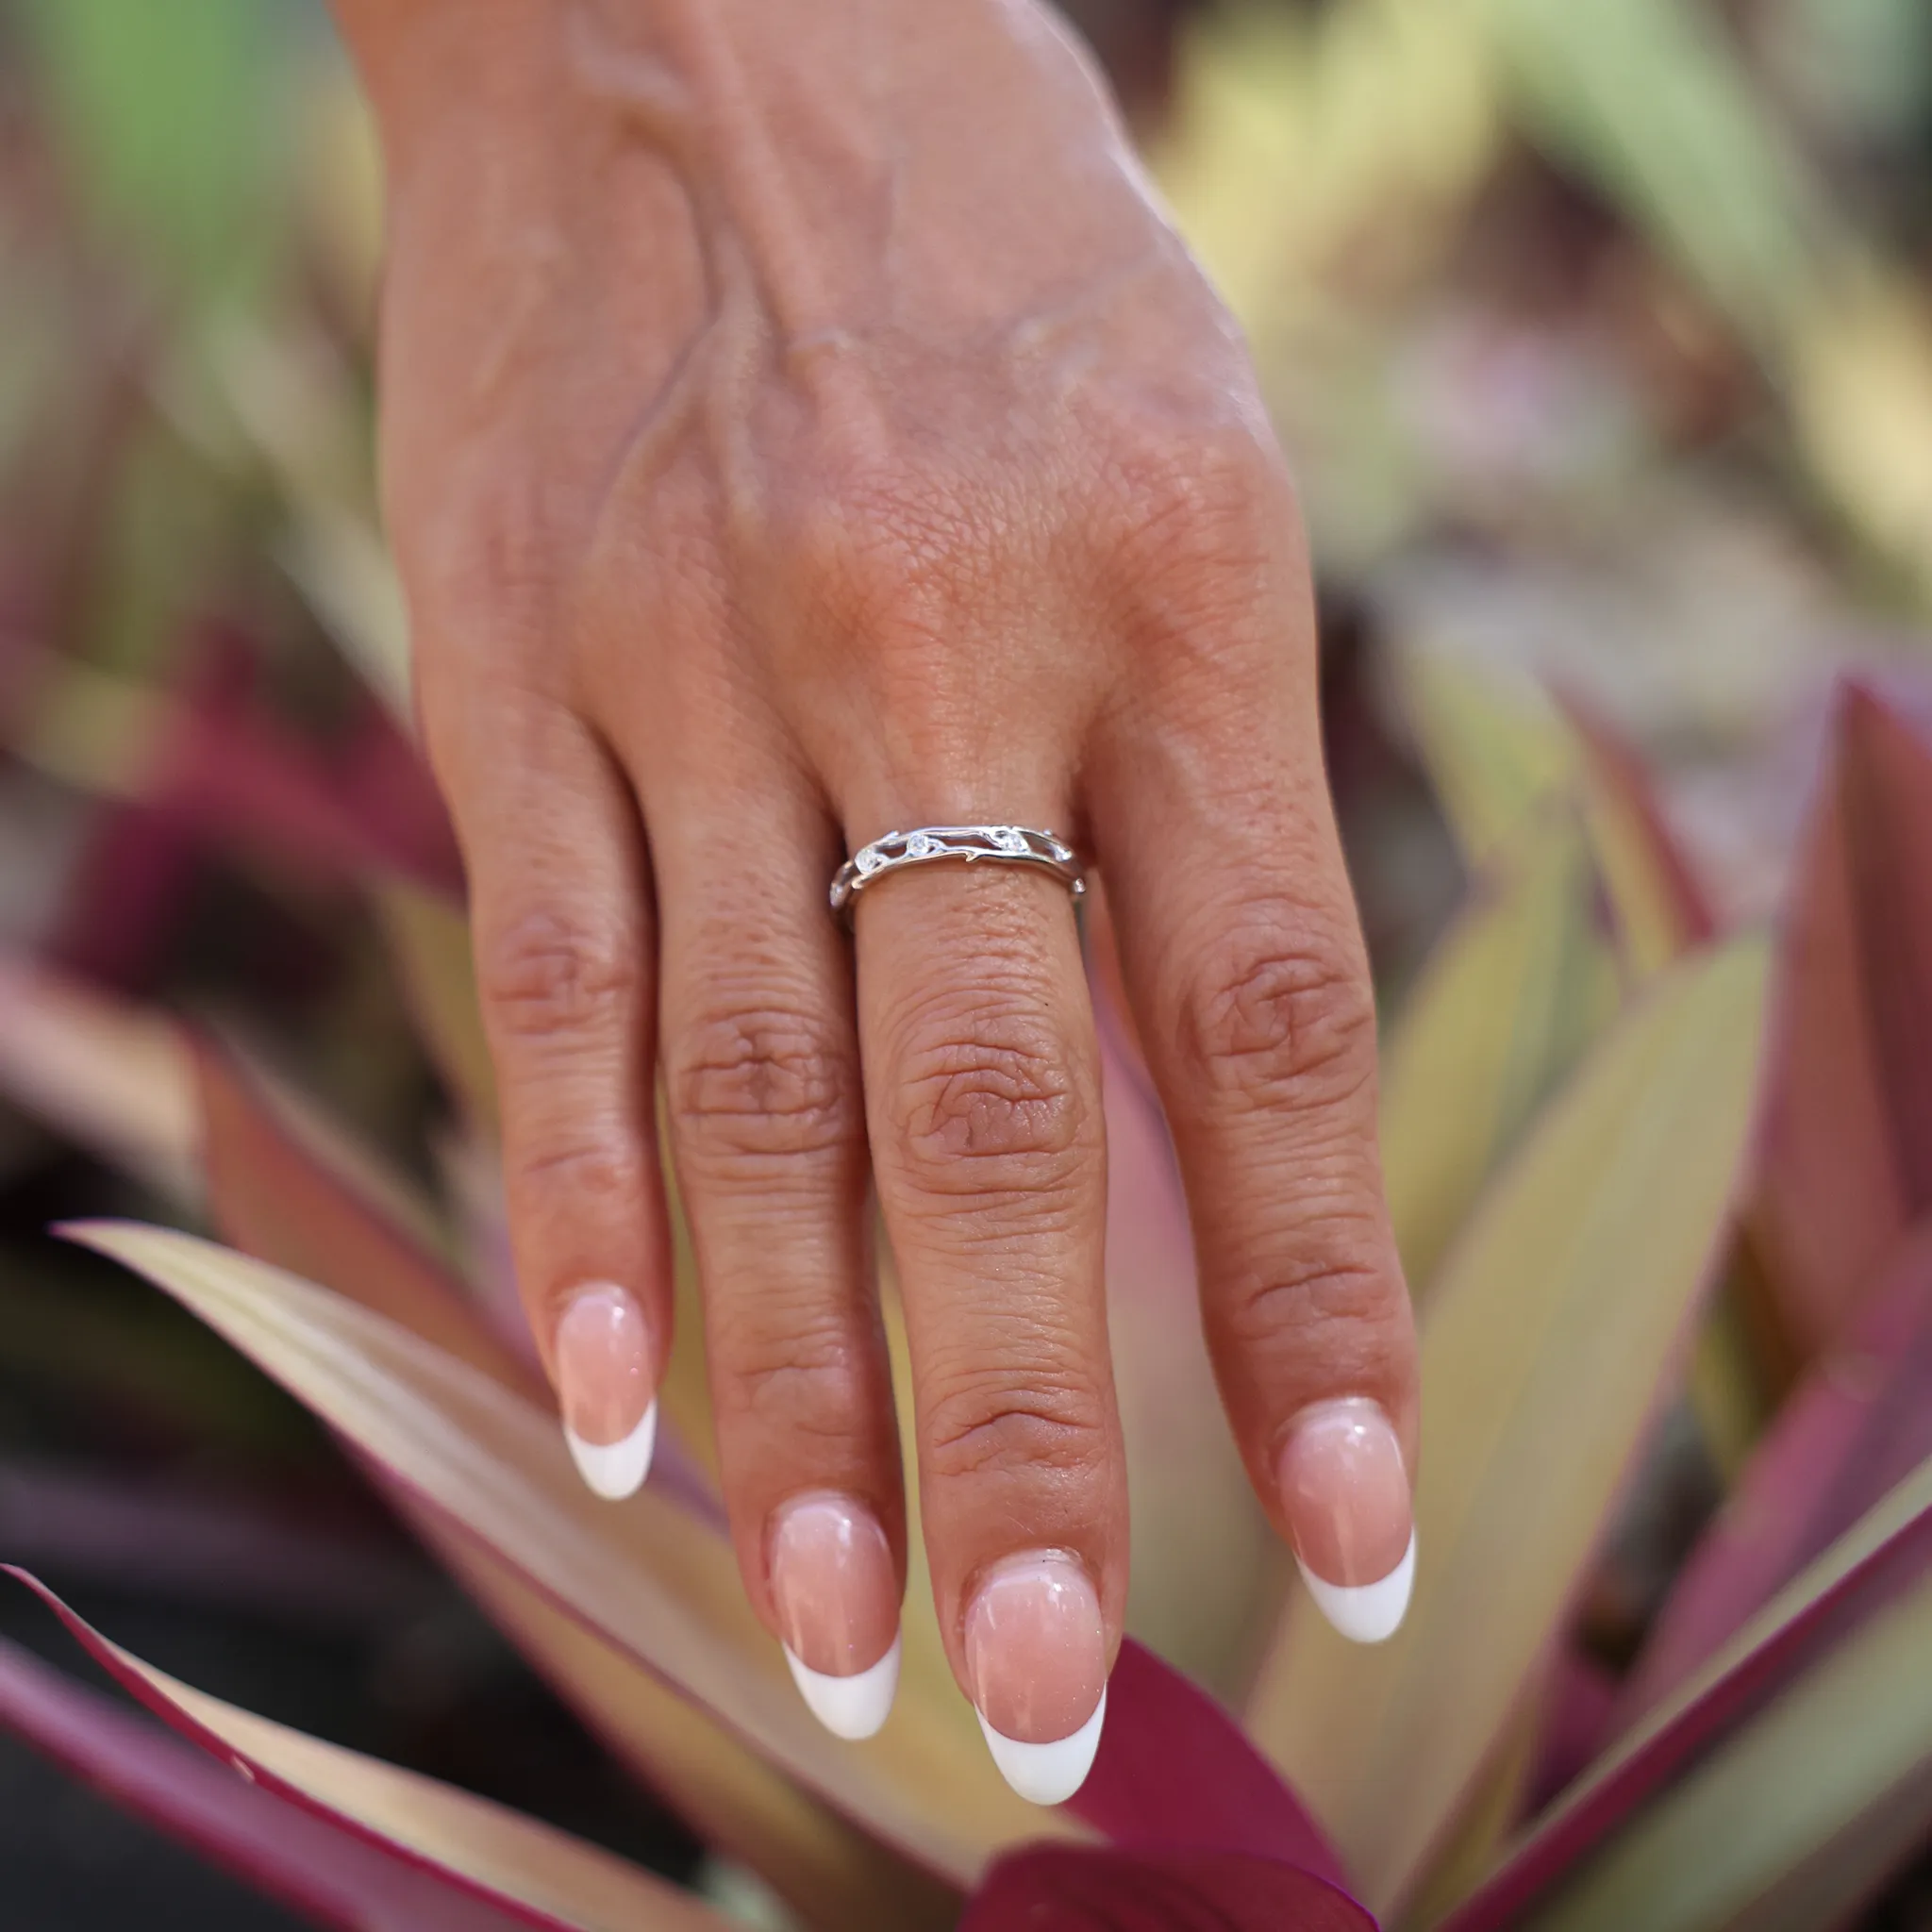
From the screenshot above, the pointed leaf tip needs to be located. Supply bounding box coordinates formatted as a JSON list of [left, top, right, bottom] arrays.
[[61, 1222, 1058, 1890], [4, 1568, 732, 1930], [1071, 1640, 1347, 1889], [1251, 938, 1771, 1909]]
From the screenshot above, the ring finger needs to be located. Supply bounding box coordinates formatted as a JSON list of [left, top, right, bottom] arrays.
[[642, 744, 908, 1743]]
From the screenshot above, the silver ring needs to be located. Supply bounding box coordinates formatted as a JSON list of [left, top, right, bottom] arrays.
[[830, 824, 1086, 919]]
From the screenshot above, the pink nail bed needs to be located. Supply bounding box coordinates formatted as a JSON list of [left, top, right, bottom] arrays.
[[964, 1549, 1107, 1745], [769, 1493, 899, 1679], [1277, 1397, 1416, 1644], [769, 1493, 901, 1740], [963, 1549, 1108, 1805], [554, 1284, 656, 1501]]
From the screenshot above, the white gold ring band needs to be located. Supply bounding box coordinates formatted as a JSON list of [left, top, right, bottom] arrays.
[[830, 825, 1086, 919]]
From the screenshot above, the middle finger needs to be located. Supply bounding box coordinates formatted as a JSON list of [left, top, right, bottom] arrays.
[[854, 827, 1123, 1807]]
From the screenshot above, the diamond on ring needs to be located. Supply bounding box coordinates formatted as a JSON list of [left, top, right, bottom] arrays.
[[829, 824, 1086, 921]]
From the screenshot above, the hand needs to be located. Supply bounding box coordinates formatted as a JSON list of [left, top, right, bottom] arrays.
[[336, 0, 1419, 1802]]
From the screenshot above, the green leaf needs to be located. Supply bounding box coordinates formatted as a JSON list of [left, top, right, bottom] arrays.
[[1247, 937, 1770, 1912], [417, 1526, 958, 1931], [370, 880, 724, 1484], [20, 0, 291, 308], [1561, 702, 1714, 980], [1084, 888, 1285, 1701], [1445, 1453, 1932, 1928], [207, 321, 412, 720], [193, 1039, 523, 1391], [61, 1222, 1068, 1890], [188, 1042, 948, 1928], [0, 971, 947, 1926], [1524, 1551, 1932, 1930], [1396, 650, 1580, 873], [17, 1573, 732, 1932], [1393, 653, 1705, 987], [1493, 0, 1827, 358], [1379, 811, 1618, 1295]]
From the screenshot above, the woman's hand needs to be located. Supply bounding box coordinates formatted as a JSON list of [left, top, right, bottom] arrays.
[[334, 0, 1418, 1801]]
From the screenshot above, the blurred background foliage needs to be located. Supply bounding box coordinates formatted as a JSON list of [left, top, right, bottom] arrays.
[[3, 0, 1932, 1925]]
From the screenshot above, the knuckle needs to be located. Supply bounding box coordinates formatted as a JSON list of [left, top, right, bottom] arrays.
[[889, 1002, 1091, 1190], [1179, 919, 1377, 1116], [921, 1364, 1109, 1487], [478, 907, 641, 1047], [790, 452, 949, 612], [669, 1002, 859, 1166], [780, 446, 1004, 695], [1227, 1248, 1414, 1383], [1106, 408, 1293, 592], [712, 1305, 868, 1437], [507, 1128, 639, 1210]]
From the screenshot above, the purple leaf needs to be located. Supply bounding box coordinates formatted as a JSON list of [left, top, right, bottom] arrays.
[[0, 1629, 536, 1931], [7, 1569, 727, 1930], [1442, 1457, 1932, 1930], [1070, 1639, 1349, 1890], [1526, 1645, 1619, 1816], [1616, 1218, 1932, 1723], [194, 1038, 539, 1394], [1751, 682, 1932, 1363], [1018, 1641, 1371, 1932], [50, 796, 202, 987], [0, 1458, 431, 1629], [151, 632, 460, 891], [55, 1222, 1000, 1897], [52, 628, 460, 988], [191, 1040, 720, 1523], [963, 1845, 1375, 1932], [1838, 688, 1932, 1206]]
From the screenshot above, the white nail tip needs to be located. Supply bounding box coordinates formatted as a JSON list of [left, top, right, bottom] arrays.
[[563, 1401, 658, 1500], [1298, 1529, 1417, 1644], [976, 1686, 1107, 1807], [783, 1635, 901, 1741]]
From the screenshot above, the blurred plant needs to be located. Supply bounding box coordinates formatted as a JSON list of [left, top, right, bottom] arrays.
[[1154, 0, 1932, 608], [5, 0, 1932, 1926], [7, 643, 1932, 1931]]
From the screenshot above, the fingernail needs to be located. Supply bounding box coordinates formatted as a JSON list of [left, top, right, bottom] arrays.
[[1277, 1397, 1415, 1644], [964, 1550, 1108, 1806], [555, 1284, 656, 1501], [769, 1493, 901, 1741]]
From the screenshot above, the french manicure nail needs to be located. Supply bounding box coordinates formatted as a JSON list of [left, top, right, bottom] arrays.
[[964, 1550, 1108, 1806], [1278, 1397, 1415, 1644], [770, 1493, 901, 1740], [555, 1284, 656, 1501]]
